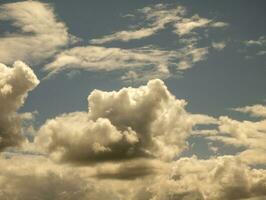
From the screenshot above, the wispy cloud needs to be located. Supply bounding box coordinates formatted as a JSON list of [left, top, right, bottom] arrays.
[[45, 45, 208, 80], [90, 4, 227, 44], [0, 1, 76, 65]]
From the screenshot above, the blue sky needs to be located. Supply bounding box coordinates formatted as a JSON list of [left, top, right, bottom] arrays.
[[15, 0, 265, 124], [0, 1, 266, 199]]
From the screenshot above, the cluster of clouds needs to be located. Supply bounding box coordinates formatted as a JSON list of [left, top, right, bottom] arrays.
[[0, 65, 266, 199], [0, 154, 266, 200], [0, 1, 266, 199], [243, 36, 266, 57], [0, 1, 228, 81], [45, 4, 227, 80]]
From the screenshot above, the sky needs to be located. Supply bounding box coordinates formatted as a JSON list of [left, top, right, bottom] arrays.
[[0, 0, 266, 199]]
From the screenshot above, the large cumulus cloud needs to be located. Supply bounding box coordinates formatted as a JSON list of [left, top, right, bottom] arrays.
[[36, 79, 215, 164], [0, 61, 39, 151]]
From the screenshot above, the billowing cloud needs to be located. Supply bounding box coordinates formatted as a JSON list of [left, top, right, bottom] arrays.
[[0, 61, 39, 151], [0, 1, 75, 65], [90, 4, 227, 44], [36, 79, 216, 164]]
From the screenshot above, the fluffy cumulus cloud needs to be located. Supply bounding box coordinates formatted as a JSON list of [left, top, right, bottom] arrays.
[[0, 61, 39, 151], [0, 1, 75, 65], [36, 79, 215, 164]]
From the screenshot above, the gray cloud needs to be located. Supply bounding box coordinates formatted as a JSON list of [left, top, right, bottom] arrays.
[[0, 61, 39, 151]]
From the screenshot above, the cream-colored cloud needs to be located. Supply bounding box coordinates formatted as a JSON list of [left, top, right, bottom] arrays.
[[206, 115, 266, 165], [0, 1, 75, 65], [0, 155, 122, 200], [132, 156, 266, 200], [233, 104, 266, 118], [36, 79, 215, 164], [1, 154, 266, 200], [45, 45, 208, 80], [0, 61, 39, 151]]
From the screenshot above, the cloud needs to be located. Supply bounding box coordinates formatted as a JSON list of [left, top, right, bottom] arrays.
[[143, 156, 266, 200], [205, 114, 266, 165], [45, 45, 208, 80], [0, 155, 121, 200], [243, 36, 266, 59], [1, 154, 266, 200], [0, 1, 75, 65], [233, 104, 266, 118], [36, 79, 215, 164], [45, 3, 225, 80], [0, 61, 39, 151], [93, 159, 169, 180], [212, 41, 226, 51], [244, 36, 266, 47], [90, 4, 227, 44]]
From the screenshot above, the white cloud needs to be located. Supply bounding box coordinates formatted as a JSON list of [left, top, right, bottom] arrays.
[[90, 4, 227, 44], [45, 45, 208, 80], [0, 1, 75, 65], [0, 61, 39, 151]]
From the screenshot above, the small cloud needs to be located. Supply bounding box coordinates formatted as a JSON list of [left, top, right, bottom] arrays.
[[212, 41, 226, 50]]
